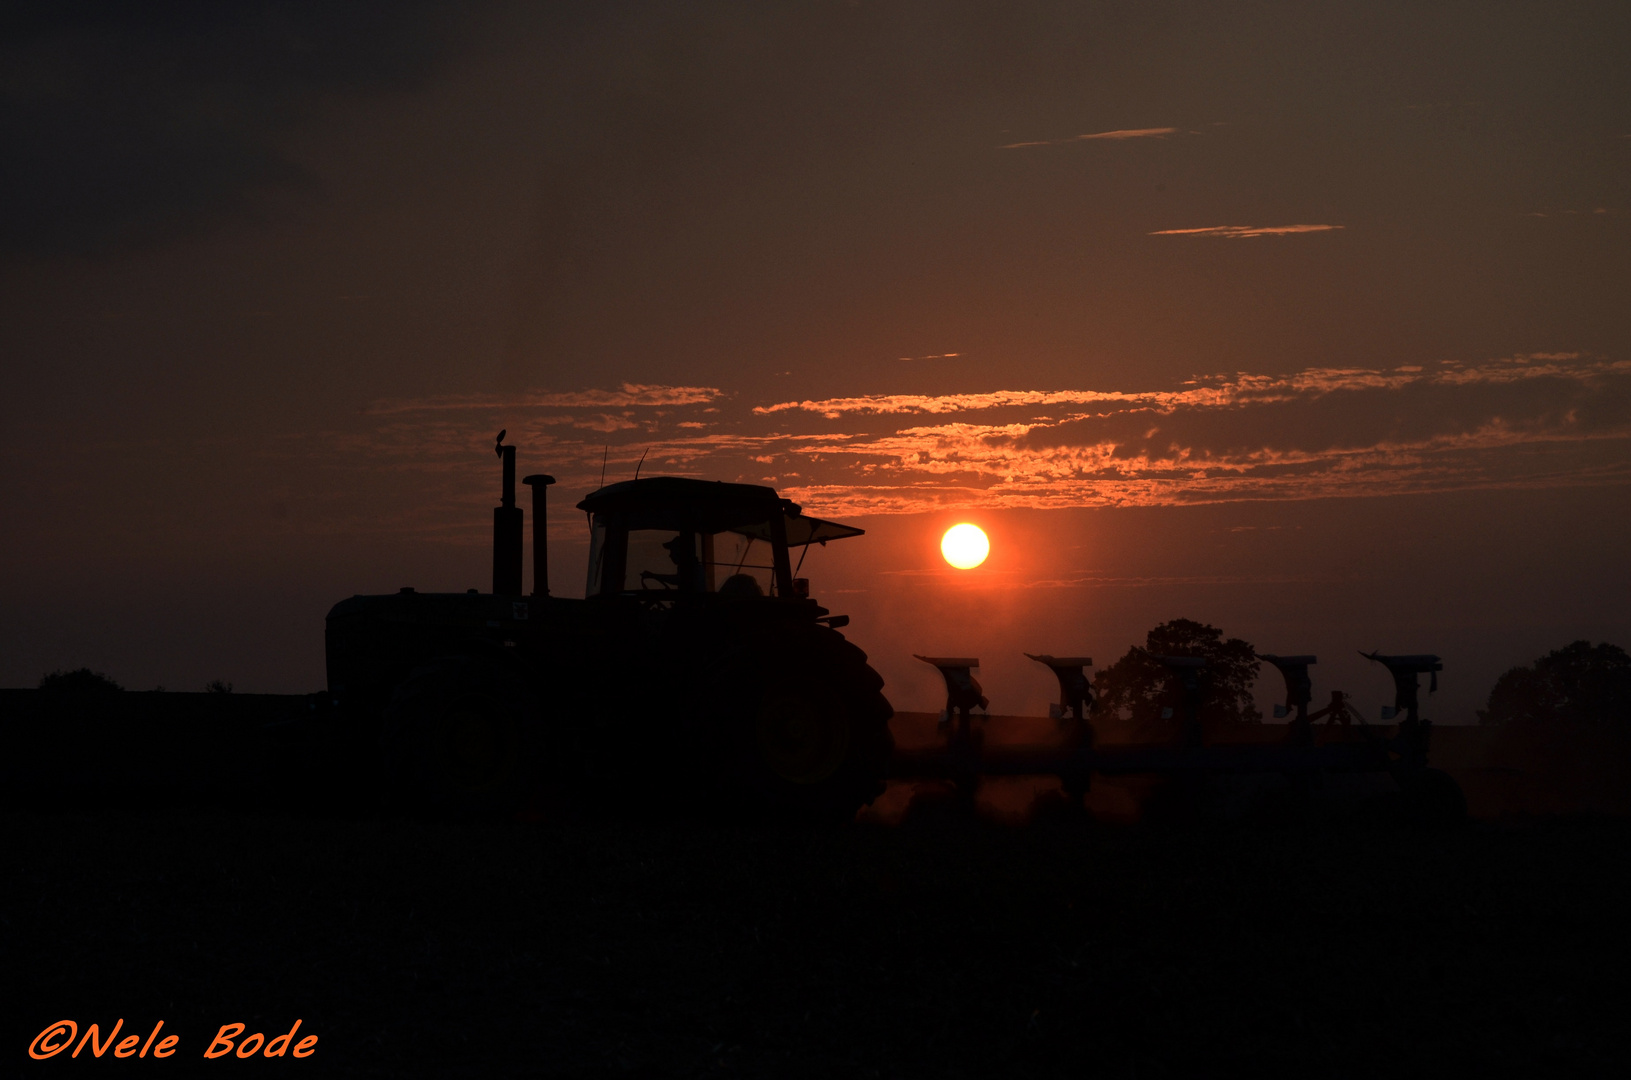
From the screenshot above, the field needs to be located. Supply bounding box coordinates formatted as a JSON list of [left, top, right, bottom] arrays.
[[8, 807, 1630, 1078], [7, 691, 1629, 1076]]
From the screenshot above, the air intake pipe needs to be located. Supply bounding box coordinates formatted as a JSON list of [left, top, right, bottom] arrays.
[[522, 472, 556, 596], [493, 432, 523, 595]]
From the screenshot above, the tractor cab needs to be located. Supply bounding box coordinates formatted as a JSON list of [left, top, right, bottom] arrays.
[[577, 477, 863, 602]]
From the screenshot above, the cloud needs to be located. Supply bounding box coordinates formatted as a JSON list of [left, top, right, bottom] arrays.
[[1149, 224, 1345, 238], [745, 355, 1631, 513], [757, 388, 1194, 418], [1000, 126, 1177, 149], [366, 383, 724, 415], [780, 367, 1631, 513], [559, 414, 643, 433], [755, 355, 1618, 420], [311, 354, 1631, 528]]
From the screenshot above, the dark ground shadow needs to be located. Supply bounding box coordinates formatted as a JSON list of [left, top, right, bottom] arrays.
[[7, 805, 1630, 1079], [6, 691, 1630, 1077]]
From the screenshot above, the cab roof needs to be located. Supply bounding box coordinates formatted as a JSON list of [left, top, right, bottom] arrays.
[[576, 476, 863, 546], [578, 476, 783, 515]]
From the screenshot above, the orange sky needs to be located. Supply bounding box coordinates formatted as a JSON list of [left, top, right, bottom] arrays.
[[3, 1, 1629, 717]]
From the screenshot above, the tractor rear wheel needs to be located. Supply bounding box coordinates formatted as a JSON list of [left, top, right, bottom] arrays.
[[705, 628, 893, 823], [377, 657, 540, 818]]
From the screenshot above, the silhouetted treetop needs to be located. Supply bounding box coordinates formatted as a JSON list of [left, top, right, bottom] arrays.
[[38, 668, 122, 693], [1480, 641, 1631, 727], [1094, 618, 1261, 733]]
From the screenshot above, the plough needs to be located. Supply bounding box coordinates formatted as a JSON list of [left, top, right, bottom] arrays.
[[892, 650, 1464, 818]]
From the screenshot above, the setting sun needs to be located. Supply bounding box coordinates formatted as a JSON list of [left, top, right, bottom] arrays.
[[940, 523, 990, 569]]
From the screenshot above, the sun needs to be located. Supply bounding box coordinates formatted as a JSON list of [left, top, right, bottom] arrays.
[[940, 523, 990, 569]]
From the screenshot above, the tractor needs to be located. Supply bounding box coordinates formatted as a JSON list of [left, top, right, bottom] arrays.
[[323, 435, 893, 820]]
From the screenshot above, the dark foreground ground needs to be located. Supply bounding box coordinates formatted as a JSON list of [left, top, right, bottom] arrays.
[[7, 810, 1630, 1079]]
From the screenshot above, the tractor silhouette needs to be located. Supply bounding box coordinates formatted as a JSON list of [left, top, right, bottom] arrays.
[[324, 435, 893, 820]]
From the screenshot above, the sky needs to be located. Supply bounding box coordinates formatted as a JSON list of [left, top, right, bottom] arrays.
[[3, 0, 1629, 719]]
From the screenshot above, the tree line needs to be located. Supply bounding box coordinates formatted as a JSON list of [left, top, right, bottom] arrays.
[[1090, 619, 1630, 733]]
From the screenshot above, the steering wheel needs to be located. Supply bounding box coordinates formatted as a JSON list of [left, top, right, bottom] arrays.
[[638, 570, 676, 590]]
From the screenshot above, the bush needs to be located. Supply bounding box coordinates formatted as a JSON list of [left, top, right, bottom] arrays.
[[1479, 641, 1631, 727], [38, 668, 123, 693]]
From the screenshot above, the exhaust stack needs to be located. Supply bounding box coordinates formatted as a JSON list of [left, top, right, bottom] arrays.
[[522, 472, 556, 596], [493, 432, 523, 595]]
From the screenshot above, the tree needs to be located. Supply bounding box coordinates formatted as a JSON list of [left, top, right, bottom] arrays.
[[1093, 618, 1261, 734], [1479, 641, 1631, 727], [38, 667, 122, 693]]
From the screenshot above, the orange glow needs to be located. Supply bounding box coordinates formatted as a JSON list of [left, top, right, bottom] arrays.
[[940, 523, 989, 569]]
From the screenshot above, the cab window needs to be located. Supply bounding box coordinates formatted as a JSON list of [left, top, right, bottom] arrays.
[[626, 529, 703, 593]]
